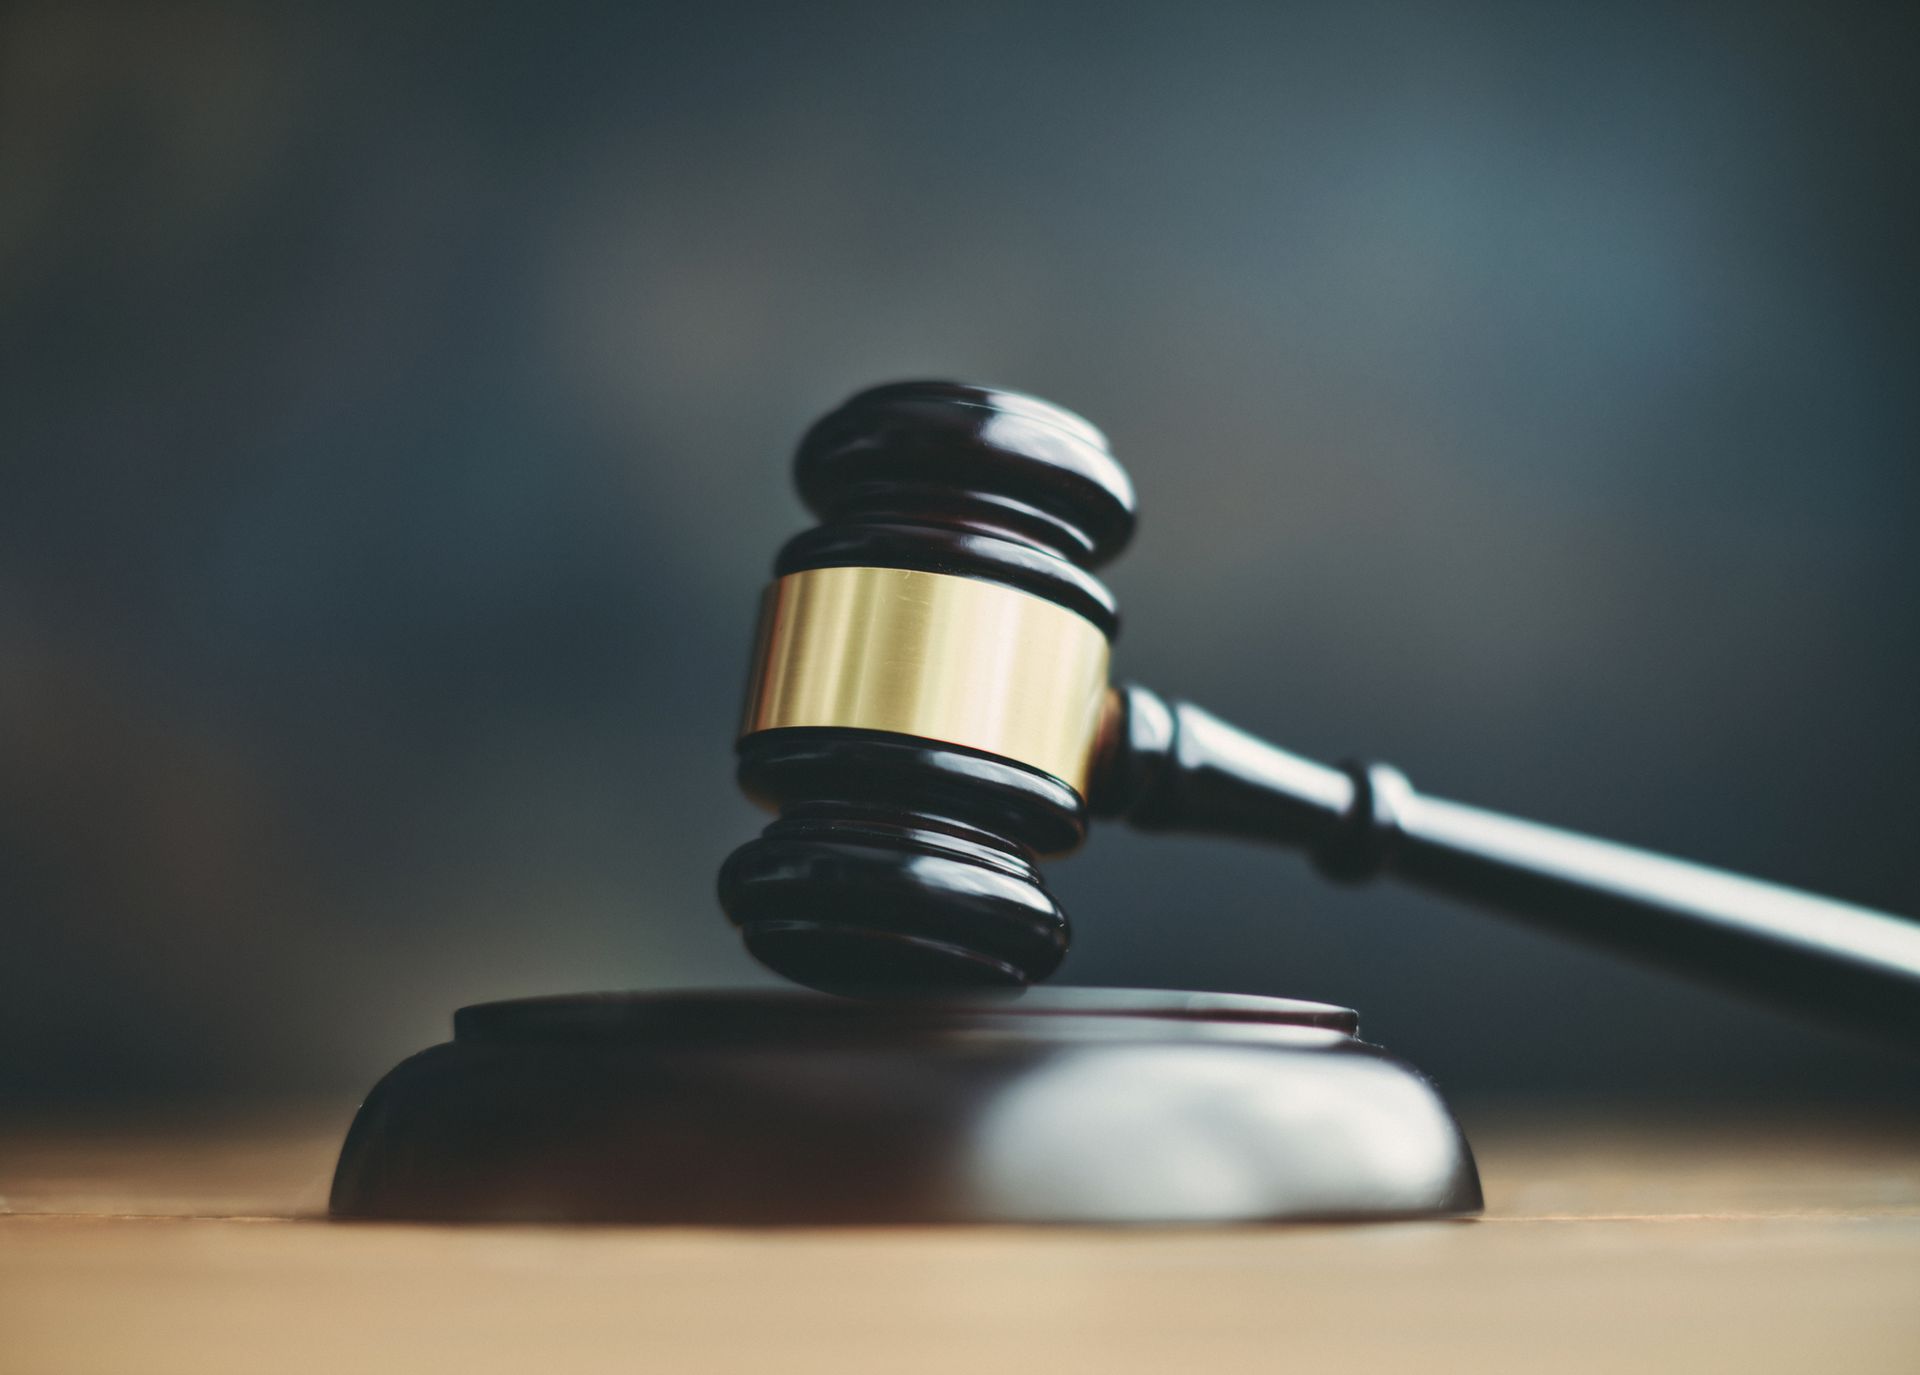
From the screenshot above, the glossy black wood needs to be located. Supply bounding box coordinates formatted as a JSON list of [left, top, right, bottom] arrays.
[[779, 380, 1134, 633], [1097, 686, 1920, 1046], [330, 990, 1483, 1224], [722, 382, 1131, 993], [727, 381, 1920, 1042], [721, 729, 1081, 993]]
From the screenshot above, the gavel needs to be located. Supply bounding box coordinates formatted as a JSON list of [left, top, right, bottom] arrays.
[[718, 381, 1920, 1043]]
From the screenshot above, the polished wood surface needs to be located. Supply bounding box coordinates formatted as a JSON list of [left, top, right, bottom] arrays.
[[3, 1105, 1916, 1373], [328, 991, 1477, 1223]]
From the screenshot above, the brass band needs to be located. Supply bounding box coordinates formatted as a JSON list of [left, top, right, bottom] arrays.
[[740, 565, 1112, 794]]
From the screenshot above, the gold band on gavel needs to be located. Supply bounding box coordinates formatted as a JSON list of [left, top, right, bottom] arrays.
[[739, 565, 1112, 794]]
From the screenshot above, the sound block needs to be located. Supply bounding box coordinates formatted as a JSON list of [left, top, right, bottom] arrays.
[[330, 989, 1481, 1224]]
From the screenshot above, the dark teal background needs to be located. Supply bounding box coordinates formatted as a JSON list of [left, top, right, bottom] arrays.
[[3, 0, 1916, 1104]]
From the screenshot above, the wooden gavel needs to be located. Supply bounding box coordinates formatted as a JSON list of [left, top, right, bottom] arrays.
[[718, 381, 1920, 1044]]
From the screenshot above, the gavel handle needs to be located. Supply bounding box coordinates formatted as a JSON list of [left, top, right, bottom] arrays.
[[1092, 685, 1920, 1046]]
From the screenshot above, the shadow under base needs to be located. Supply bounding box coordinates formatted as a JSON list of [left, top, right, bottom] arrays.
[[330, 989, 1481, 1224]]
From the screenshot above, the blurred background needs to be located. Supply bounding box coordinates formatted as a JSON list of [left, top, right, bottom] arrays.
[[3, 0, 1916, 1112]]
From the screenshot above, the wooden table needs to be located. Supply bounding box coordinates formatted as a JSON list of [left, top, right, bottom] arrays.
[[3, 1103, 1916, 1373]]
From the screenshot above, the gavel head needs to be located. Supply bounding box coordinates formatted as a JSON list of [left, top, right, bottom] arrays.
[[718, 381, 1135, 995]]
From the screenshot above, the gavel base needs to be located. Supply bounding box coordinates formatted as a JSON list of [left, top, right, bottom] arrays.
[[329, 989, 1481, 1224]]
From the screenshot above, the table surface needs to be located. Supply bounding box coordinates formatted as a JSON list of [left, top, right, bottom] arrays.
[[2, 1103, 1917, 1374]]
